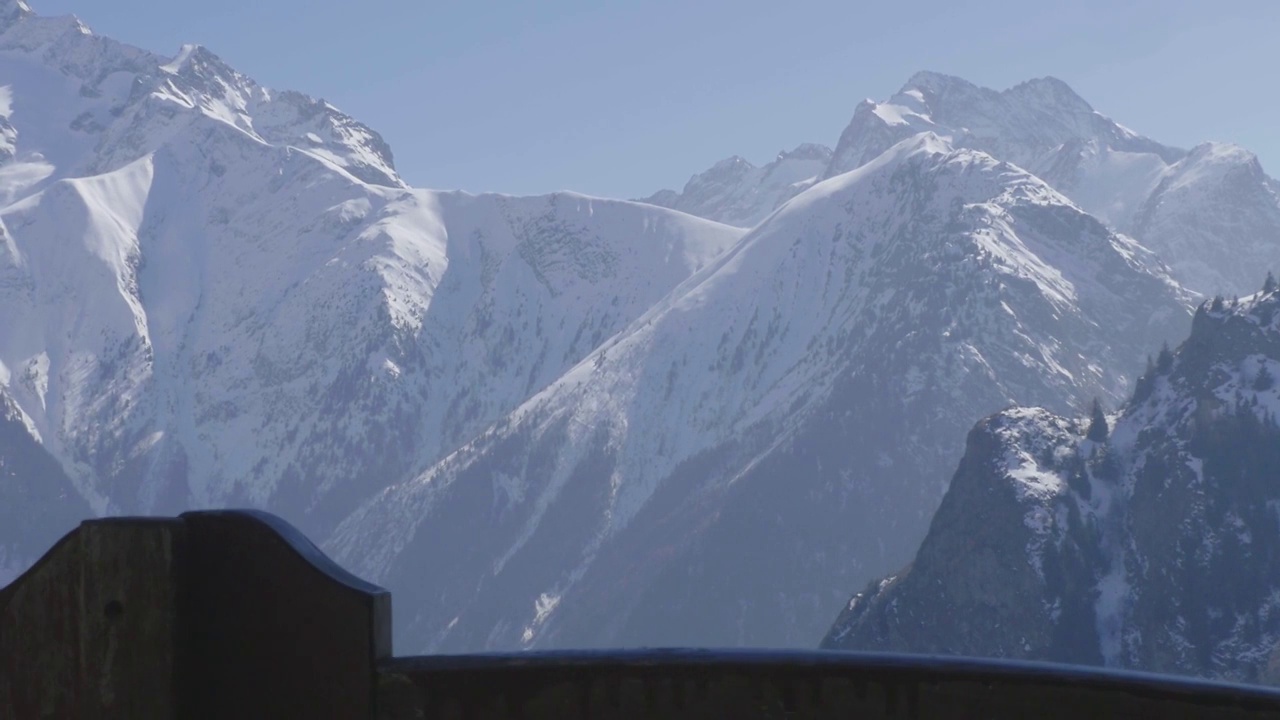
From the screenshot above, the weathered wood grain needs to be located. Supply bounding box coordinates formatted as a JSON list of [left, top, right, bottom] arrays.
[[0, 518, 182, 719], [79, 519, 183, 719]]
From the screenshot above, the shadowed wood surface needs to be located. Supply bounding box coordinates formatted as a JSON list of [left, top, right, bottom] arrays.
[[5, 511, 1280, 719]]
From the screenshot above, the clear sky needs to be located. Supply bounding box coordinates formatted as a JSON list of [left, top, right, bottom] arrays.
[[28, 0, 1280, 199]]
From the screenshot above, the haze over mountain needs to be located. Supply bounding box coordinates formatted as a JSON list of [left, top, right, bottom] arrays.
[[3, 0, 1279, 668]]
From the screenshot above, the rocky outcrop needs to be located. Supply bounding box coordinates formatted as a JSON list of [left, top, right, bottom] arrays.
[[825, 283, 1280, 685]]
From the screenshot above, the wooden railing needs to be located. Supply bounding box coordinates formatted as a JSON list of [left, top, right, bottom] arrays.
[[4, 510, 1280, 718]]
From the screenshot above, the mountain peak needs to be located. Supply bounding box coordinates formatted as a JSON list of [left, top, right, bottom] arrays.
[[1005, 75, 1093, 113], [1179, 141, 1266, 183], [0, 0, 90, 38], [708, 154, 754, 173], [158, 43, 244, 85], [777, 143, 832, 163], [825, 71, 1181, 189], [159, 43, 206, 74], [855, 130, 955, 172], [900, 70, 976, 96], [1186, 140, 1257, 164], [0, 0, 33, 28], [0, 8, 403, 187], [2, 0, 32, 15], [1012, 75, 1079, 93]]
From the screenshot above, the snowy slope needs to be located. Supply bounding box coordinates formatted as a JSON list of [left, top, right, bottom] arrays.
[[825, 283, 1280, 685], [640, 144, 832, 227], [329, 134, 1191, 653], [0, 3, 743, 539]]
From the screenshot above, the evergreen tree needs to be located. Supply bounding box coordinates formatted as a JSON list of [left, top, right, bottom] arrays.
[[1086, 397, 1109, 442], [1265, 271, 1278, 294], [1133, 356, 1158, 405], [1156, 342, 1175, 374], [1255, 364, 1275, 392], [1211, 295, 1226, 312]]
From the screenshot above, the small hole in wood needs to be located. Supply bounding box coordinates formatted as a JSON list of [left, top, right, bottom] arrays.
[[104, 600, 124, 620]]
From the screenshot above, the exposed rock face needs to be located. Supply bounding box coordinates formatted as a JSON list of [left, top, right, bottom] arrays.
[[825, 284, 1280, 685]]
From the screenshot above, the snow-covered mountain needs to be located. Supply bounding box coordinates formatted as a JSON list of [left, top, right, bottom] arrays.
[[824, 280, 1280, 685], [0, 3, 743, 539], [0, 0, 400, 191], [829, 73, 1280, 298], [824, 72, 1181, 203], [329, 133, 1191, 652], [650, 72, 1280, 298], [640, 143, 831, 227]]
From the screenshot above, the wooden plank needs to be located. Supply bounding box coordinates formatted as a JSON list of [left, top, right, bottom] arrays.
[[78, 519, 183, 719]]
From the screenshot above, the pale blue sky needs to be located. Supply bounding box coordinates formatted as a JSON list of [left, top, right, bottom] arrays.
[[30, 1, 1280, 198]]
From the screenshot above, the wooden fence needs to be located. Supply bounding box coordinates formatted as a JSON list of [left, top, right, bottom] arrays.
[[3, 510, 1280, 718]]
